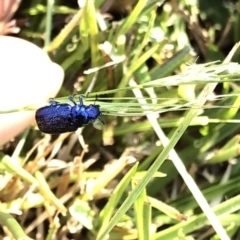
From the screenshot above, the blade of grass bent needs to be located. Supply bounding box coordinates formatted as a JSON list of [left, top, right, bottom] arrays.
[[134, 79, 230, 239], [97, 80, 229, 240], [130, 79, 230, 239]]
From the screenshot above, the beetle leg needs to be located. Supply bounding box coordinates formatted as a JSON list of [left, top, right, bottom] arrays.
[[69, 95, 77, 105], [49, 98, 59, 105], [79, 95, 84, 106]]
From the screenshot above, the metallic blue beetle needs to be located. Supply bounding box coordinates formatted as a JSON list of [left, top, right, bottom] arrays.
[[35, 95, 101, 134]]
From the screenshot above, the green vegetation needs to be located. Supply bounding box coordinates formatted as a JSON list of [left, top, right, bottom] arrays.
[[1, 0, 240, 239]]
